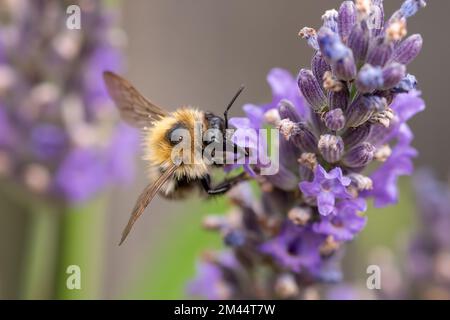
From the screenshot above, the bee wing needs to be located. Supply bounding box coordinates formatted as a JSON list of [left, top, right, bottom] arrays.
[[103, 71, 169, 128], [119, 164, 178, 245]]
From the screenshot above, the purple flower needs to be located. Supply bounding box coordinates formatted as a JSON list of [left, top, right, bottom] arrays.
[[229, 68, 308, 130], [313, 198, 367, 241], [299, 165, 352, 216], [366, 126, 417, 207], [260, 222, 324, 273], [82, 45, 123, 111], [326, 285, 359, 300], [188, 261, 226, 300], [412, 169, 450, 246], [54, 148, 108, 203], [365, 91, 425, 207], [188, 251, 237, 300], [381, 90, 425, 144], [0, 1, 138, 203], [105, 123, 140, 184], [30, 124, 67, 160]]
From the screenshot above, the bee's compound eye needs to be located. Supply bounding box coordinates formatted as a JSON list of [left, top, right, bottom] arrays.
[[170, 131, 184, 145], [167, 124, 188, 146]]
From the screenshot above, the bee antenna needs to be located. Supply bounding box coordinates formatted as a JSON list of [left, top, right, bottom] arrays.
[[224, 85, 245, 130]]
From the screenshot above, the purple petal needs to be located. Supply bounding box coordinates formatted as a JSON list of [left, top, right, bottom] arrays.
[[318, 191, 335, 216]]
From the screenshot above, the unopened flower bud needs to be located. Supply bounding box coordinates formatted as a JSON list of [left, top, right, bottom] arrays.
[[324, 108, 346, 131], [356, 64, 384, 93], [311, 52, 331, 88], [370, 1, 385, 37], [348, 173, 373, 191], [318, 134, 344, 163], [278, 119, 296, 140], [322, 9, 339, 33], [345, 95, 386, 128], [391, 34, 423, 65], [398, 0, 427, 19], [367, 38, 393, 67], [290, 123, 318, 153], [343, 142, 376, 168], [370, 107, 395, 128], [338, 1, 357, 43], [348, 23, 370, 64], [381, 63, 406, 90], [318, 27, 349, 62], [278, 99, 301, 123], [342, 122, 372, 149], [328, 85, 349, 111], [331, 50, 357, 81], [299, 27, 319, 50], [298, 69, 327, 111]]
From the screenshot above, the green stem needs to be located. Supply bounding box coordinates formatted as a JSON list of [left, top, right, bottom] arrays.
[[54, 195, 108, 299], [20, 202, 59, 299]]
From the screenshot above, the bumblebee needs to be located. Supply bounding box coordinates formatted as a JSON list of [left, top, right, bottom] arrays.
[[103, 71, 248, 245]]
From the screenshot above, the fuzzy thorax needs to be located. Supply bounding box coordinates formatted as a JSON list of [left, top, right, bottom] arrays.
[[143, 107, 210, 183]]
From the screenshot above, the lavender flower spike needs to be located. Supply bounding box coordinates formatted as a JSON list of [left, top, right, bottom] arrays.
[[0, 1, 138, 203], [190, 0, 426, 300]]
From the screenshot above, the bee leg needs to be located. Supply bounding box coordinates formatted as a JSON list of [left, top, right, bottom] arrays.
[[201, 175, 230, 195], [201, 172, 247, 195]]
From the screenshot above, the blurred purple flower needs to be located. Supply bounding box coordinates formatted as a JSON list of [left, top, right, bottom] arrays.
[[188, 251, 238, 300], [54, 148, 107, 203], [0, 106, 16, 148], [0, 1, 138, 203], [260, 222, 324, 273], [30, 124, 67, 160]]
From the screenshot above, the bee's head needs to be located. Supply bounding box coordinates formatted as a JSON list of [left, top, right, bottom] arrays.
[[204, 112, 225, 144]]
